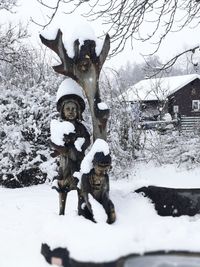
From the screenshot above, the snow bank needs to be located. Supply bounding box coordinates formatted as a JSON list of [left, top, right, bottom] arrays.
[[132, 162, 200, 189], [88, 194, 107, 223], [2, 166, 200, 266]]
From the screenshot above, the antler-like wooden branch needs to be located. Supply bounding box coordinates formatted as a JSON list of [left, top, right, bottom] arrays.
[[40, 29, 76, 80], [40, 30, 110, 141]]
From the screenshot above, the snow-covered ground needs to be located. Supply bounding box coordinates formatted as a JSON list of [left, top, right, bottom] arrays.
[[1, 163, 200, 267]]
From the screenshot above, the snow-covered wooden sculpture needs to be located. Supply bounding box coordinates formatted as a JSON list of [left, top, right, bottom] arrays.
[[40, 17, 116, 223], [77, 139, 116, 224], [40, 20, 110, 141], [50, 79, 90, 215]]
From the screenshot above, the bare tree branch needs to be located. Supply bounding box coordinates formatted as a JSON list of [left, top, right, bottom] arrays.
[[0, 23, 29, 67], [36, 0, 200, 59], [0, 0, 17, 11], [145, 45, 200, 78]]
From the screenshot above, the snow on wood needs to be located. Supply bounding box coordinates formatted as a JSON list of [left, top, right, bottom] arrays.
[[40, 13, 104, 58], [50, 119, 75, 146], [97, 102, 108, 110], [74, 137, 85, 152], [80, 139, 110, 174], [56, 78, 85, 102]]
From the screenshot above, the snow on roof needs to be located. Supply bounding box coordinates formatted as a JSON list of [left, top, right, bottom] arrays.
[[56, 78, 85, 102], [119, 74, 200, 102], [40, 13, 104, 58]]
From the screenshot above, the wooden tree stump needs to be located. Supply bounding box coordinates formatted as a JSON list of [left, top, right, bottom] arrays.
[[40, 30, 110, 141]]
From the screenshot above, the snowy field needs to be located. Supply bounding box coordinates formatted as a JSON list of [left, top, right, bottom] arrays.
[[1, 163, 200, 267]]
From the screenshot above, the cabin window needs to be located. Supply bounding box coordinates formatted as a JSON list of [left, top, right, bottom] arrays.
[[173, 105, 179, 113], [191, 88, 196, 96], [192, 100, 200, 111]]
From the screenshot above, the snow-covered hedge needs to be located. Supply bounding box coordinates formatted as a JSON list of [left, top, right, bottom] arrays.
[[0, 78, 61, 188], [138, 129, 200, 169]]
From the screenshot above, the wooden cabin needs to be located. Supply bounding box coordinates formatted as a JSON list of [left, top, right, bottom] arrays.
[[119, 74, 200, 122]]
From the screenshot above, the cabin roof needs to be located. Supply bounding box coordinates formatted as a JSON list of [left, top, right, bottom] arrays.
[[119, 74, 200, 102]]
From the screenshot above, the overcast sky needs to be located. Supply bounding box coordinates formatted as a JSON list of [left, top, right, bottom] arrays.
[[3, 0, 200, 70]]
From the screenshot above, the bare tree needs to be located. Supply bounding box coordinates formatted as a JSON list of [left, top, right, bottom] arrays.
[[0, 0, 17, 11], [0, 23, 28, 66], [36, 0, 200, 65], [145, 46, 200, 77], [0, 0, 29, 67]]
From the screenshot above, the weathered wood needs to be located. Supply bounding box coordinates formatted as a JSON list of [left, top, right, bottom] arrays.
[[40, 31, 110, 141], [40, 30, 76, 80]]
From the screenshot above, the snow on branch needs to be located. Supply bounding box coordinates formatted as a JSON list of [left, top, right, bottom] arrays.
[[146, 45, 200, 78]]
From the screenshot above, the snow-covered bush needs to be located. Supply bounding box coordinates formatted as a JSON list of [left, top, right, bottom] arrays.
[[98, 70, 141, 177], [0, 84, 55, 187], [138, 129, 200, 169], [163, 113, 172, 121], [99, 69, 200, 175], [0, 46, 63, 188], [108, 99, 141, 177]]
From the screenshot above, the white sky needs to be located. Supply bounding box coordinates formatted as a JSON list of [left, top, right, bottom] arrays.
[[3, 0, 200, 69]]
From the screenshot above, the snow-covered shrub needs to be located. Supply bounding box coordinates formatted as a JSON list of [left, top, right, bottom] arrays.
[[99, 69, 200, 174], [163, 113, 172, 121], [0, 46, 63, 188], [98, 71, 142, 177], [138, 129, 200, 169], [107, 99, 141, 177], [0, 83, 58, 187]]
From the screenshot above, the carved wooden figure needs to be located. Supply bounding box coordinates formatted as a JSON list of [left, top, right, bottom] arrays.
[[78, 152, 116, 224], [40, 31, 110, 141], [51, 91, 90, 215], [40, 26, 116, 222]]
